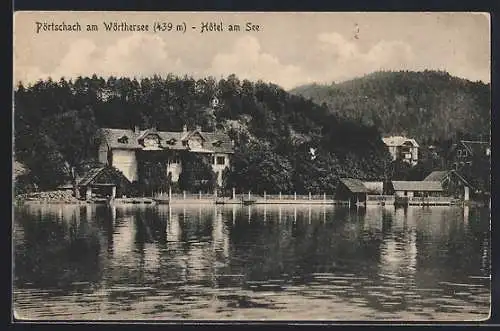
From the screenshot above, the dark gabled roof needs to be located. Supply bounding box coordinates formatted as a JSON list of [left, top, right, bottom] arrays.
[[100, 127, 234, 154], [78, 167, 131, 187], [460, 140, 490, 157], [180, 129, 208, 142], [137, 128, 162, 142], [100, 128, 142, 149], [203, 132, 235, 154], [339, 178, 368, 193], [363, 181, 384, 194], [423, 171, 448, 182], [392, 181, 443, 192], [78, 167, 106, 187], [423, 170, 476, 190]]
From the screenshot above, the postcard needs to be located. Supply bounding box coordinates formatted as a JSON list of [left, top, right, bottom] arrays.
[[13, 11, 491, 322]]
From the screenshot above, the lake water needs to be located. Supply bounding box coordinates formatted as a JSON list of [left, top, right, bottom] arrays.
[[13, 203, 490, 321]]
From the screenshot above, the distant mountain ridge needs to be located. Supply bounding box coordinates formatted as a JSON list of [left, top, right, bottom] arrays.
[[290, 70, 491, 144]]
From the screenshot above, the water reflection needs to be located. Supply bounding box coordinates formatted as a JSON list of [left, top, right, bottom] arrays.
[[13, 203, 490, 320]]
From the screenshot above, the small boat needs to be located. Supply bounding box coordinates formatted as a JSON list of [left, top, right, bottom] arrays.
[[153, 198, 170, 205], [242, 198, 257, 206]]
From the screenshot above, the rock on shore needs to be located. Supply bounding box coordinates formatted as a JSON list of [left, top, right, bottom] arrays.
[[20, 190, 80, 203]]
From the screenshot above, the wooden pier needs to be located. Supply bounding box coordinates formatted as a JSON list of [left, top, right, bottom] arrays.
[[395, 196, 456, 207]]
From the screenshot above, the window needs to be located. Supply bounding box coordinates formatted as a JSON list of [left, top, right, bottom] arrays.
[[211, 156, 215, 164], [118, 135, 128, 144], [143, 135, 160, 148], [169, 156, 180, 164], [216, 156, 225, 165]]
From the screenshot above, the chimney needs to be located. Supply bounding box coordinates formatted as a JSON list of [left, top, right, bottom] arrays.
[[182, 125, 188, 133], [134, 125, 140, 134], [196, 125, 202, 132]]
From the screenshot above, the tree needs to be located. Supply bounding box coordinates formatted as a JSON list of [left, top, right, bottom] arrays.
[[38, 107, 99, 198], [14, 73, 396, 195], [178, 153, 217, 193]]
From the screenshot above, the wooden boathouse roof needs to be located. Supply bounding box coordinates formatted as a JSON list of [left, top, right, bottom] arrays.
[[424, 170, 475, 190], [78, 167, 106, 187], [339, 178, 368, 193], [423, 171, 448, 182], [391, 181, 443, 192]]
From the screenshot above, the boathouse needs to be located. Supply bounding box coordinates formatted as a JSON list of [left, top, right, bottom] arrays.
[[424, 170, 472, 201], [363, 181, 384, 195], [78, 166, 131, 200], [335, 178, 368, 205], [447, 140, 490, 171], [387, 180, 444, 198]]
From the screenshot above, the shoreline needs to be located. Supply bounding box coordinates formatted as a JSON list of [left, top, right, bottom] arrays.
[[15, 190, 490, 208], [16, 197, 489, 209]]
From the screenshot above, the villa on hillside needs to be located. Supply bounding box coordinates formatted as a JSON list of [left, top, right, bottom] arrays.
[[382, 136, 419, 166], [447, 140, 490, 171], [97, 125, 235, 187]]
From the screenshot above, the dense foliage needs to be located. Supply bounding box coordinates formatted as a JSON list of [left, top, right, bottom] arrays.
[[291, 70, 491, 144], [178, 153, 217, 193], [14, 74, 393, 194]]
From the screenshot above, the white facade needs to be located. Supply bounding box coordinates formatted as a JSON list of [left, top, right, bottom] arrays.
[[394, 190, 414, 198], [111, 149, 138, 182], [382, 136, 419, 166], [99, 127, 233, 187], [166, 157, 182, 182], [211, 153, 230, 186]]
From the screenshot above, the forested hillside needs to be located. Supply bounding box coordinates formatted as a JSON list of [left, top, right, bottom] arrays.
[[14, 74, 393, 194], [291, 70, 491, 145]]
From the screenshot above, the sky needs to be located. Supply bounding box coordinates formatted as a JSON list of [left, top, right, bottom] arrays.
[[14, 12, 490, 90]]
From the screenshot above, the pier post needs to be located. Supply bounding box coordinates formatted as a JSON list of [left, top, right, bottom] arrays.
[[232, 187, 235, 200], [309, 192, 311, 200], [199, 190, 201, 199], [169, 186, 172, 201], [294, 192, 297, 200], [215, 188, 218, 198], [111, 186, 116, 200], [323, 192, 326, 202], [248, 191, 251, 200], [86, 187, 92, 200], [279, 192, 282, 200], [264, 191, 266, 201], [183, 191, 186, 200]]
